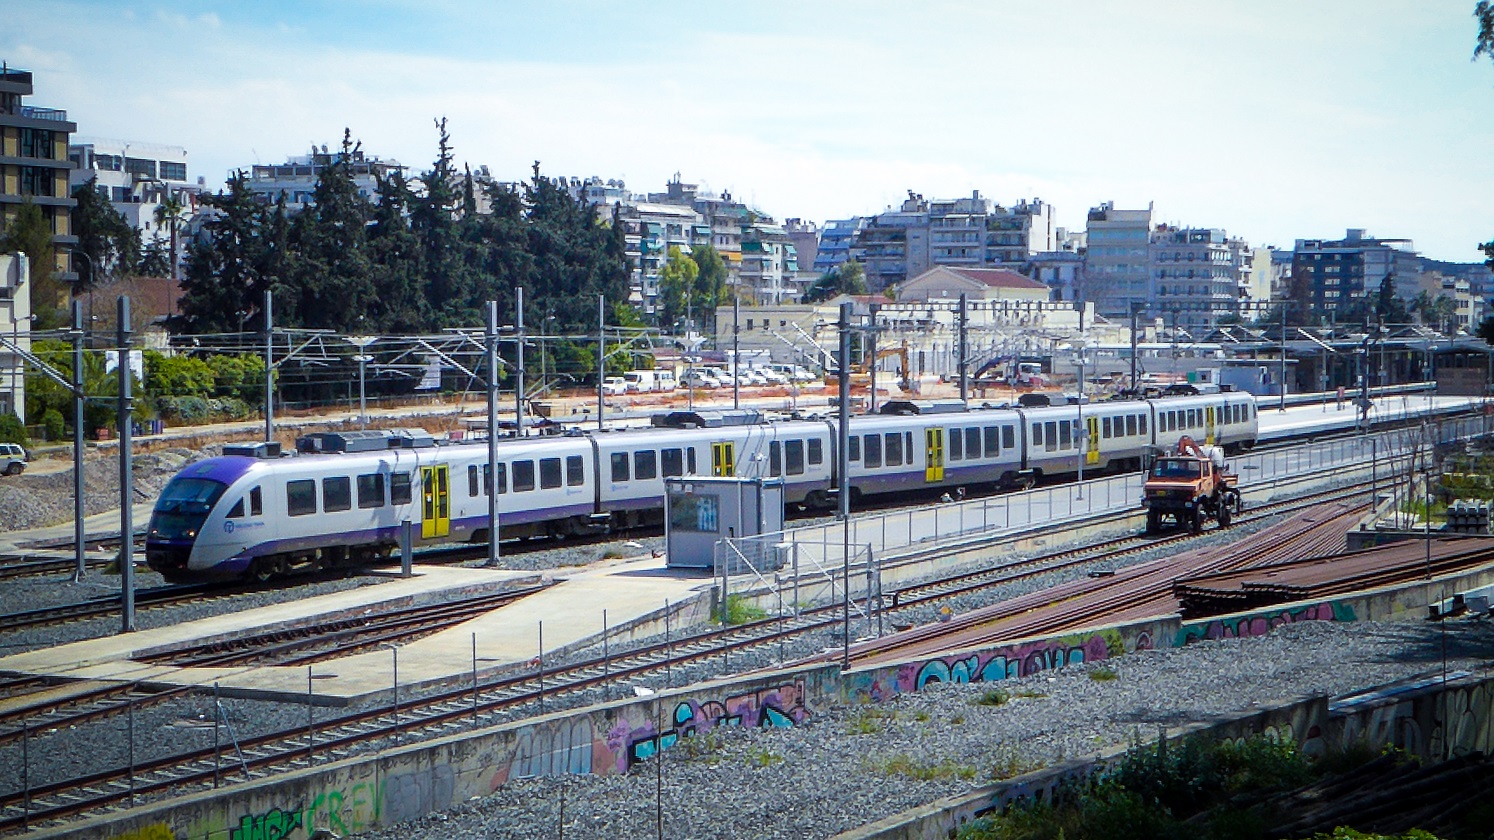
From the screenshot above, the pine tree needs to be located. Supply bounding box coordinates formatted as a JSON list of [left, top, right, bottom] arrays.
[[71, 177, 139, 288], [287, 130, 375, 332]]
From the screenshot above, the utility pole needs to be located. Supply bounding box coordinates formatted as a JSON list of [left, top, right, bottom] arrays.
[[263, 290, 273, 442], [957, 295, 968, 403], [118, 296, 135, 633], [70, 301, 84, 581], [486, 300, 501, 567], [1278, 302, 1288, 412], [514, 286, 525, 438], [732, 296, 740, 411], [837, 302, 852, 669], [867, 303, 878, 414], [1129, 301, 1143, 399], [591, 291, 597, 427]]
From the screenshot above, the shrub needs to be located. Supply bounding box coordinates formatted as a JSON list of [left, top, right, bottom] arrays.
[[41, 408, 65, 441], [0, 412, 28, 446]]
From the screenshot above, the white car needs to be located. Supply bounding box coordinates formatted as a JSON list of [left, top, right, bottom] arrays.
[[0, 443, 25, 476], [757, 368, 788, 385], [681, 369, 720, 389], [602, 376, 629, 396]]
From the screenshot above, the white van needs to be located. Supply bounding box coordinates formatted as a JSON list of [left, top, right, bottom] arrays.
[[623, 371, 657, 393]]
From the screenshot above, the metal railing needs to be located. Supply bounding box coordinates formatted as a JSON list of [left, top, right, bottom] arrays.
[[715, 410, 1494, 605]]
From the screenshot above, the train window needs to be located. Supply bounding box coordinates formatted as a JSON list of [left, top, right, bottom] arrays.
[[1058, 421, 1071, 449], [984, 426, 1000, 456], [251, 486, 263, 516], [468, 465, 480, 497], [949, 428, 963, 460], [1003, 426, 1015, 450], [662, 448, 684, 477], [611, 452, 630, 482], [513, 460, 536, 492], [1127, 415, 1138, 437], [770, 441, 783, 477], [885, 432, 903, 467], [966, 427, 981, 459], [323, 477, 352, 512], [567, 455, 585, 486], [359, 473, 385, 508], [1044, 421, 1058, 452], [1031, 423, 1042, 448], [1102, 417, 1112, 439], [1189, 409, 1199, 427], [848, 435, 860, 462], [1139, 414, 1147, 435], [864, 434, 882, 468], [634, 450, 658, 481], [491, 463, 507, 494], [808, 439, 823, 466], [227, 498, 244, 518], [688, 448, 697, 474], [906, 431, 913, 456], [287, 479, 317, 516], [786, 440, 805, 475], [391, 473, 413, 505], [540, 458, 563, 489]]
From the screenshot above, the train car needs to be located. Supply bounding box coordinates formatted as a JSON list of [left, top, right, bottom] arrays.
[[1148, 391, 1257, 455]]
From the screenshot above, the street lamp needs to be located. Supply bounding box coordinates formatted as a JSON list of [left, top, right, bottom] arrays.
[[347, 335, 378, 429]]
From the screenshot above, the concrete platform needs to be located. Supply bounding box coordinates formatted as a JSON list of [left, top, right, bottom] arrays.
[[0, 558, 712, 707]]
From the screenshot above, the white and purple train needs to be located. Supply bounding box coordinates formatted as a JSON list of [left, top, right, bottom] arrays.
[[146, 392, 1259, 582]]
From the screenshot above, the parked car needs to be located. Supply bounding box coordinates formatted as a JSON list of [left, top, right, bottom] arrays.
[[0, 443, 27, 476], [757, 367, 789, 385], [681, 369, 721, 389], [655, 370, 678, 391], [602, 376, 629, 396]]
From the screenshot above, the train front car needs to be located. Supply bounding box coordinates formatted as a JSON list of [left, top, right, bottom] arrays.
[[145, 455, 261, 582]]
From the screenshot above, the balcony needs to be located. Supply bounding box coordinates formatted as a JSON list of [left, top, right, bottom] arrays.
[[19, 106, 69, 122]]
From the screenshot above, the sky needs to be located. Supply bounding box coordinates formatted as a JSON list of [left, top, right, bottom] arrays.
[[6, 1, 1494, 262]]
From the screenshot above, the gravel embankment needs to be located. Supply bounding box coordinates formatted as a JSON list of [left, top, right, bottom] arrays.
[[350, 620, 1494, 840], [0, 448, 203, 533]]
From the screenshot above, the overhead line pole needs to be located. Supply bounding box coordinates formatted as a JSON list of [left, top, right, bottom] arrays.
[[71, 301, 85, 581], [118, 296, 135, 633], [514, 286, 525, 438], [597, 294, 605, 432], [837, 302, 852, 669], [486, 300, 501, 568], [263, 290, 274, 442]]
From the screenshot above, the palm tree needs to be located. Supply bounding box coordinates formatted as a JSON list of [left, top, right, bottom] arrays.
[[153, 192, 188, 319]]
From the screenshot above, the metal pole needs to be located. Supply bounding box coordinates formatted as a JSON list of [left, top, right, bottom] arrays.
[[732, 296, 740, 411], [471, 631, 479, 727], [1279, 302, 1287, 412], [664, 600, 673, 688], [486, 301, 501, 567], [838, 302, 852, 669], [400, 519, 412, 578], [263, 289, 273, 441], [868, 303, 877, 414], [597, 294, 605, 432], [958, 294, 968, 403], [357, 354, 367, 428], [602, 609, 610, 699], [515, 286, 526, 438], [213, 682, 221, 788], [71, 300, 84, 581], [391, 645, 399, 740], [21, 722, 28, 827], [537, 620, 545, 713], [307, 666, 315, 763], [128, 695, 136, 805], [1076, 352, 1085, 497], [118, 296, 135, 633], [1130, 302, 1140, 398]]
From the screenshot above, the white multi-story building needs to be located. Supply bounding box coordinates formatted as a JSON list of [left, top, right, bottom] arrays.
[[1, 253, 31, 421], [1149, 226, 1253, 335], [69, 138, 198, 233], [1083, 201, 1153, 317], [244, 146, 405, 211]]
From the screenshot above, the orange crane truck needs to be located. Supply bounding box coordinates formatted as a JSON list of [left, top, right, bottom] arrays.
[[1141, 435, 1242, 534]]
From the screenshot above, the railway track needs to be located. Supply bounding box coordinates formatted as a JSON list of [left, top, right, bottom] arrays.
[[0, 480, 1388, 832]]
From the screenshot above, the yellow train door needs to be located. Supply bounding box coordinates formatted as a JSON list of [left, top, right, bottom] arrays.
[[711, 442, 735, 477], [420, 464, 450, 539], [925, 428, 944, 482], [1204, 406, 1216, 446], [1086, 416, 1101, 466]]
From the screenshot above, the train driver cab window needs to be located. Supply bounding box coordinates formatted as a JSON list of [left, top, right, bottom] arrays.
[[1003, 426, 1015, 450], [662, 448, 684, 477], [540, 457, 563, 489], [567, 455, 585, 486], [983, 426, 999, 456], [786, 440, 805, 475], [391, 472, 413, 505], [286, 479, 317, 516], [359, 473, 385, 508], [635, 450, 658, 480], [323, 477, 352, 512], [966, 428, 981, 459], [863, 434, 882, 468], [848, 435, 860, 462], [513, 460, 536, 492], [808, 439, 823, 466], [611, 452, 630, 482], [227, 498, 244, 518], [949, 429, 963, 460], [885, 432, 903, 467]]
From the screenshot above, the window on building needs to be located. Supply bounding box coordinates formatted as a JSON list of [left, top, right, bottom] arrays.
[[159, 161, 187, 181], [124, 157, 156, 179]]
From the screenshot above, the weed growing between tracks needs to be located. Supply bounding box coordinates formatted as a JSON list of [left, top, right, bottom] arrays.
[[714, 594, 768, 625]]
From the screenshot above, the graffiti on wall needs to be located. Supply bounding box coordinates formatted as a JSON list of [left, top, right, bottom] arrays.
[[229, 807, 301, 840], [504, 718, 594, 783], [613, 678, 809, 769], [1175, 601, 1355, 647], [850, 629, 1134, 703], [117, 824, 175, 840]]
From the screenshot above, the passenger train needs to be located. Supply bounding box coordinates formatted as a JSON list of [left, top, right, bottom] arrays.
[[145, 392, 1258, 582]]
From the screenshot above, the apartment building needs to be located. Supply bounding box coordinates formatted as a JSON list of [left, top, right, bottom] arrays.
[[1083, 201, 1151, 317], [813, 218, 864, 275], [1291, 229, 1422, 318], [0, 253, 29, 420], [69, 138, 200, 242], [0, 65, 77, 279], [244, 146, 405, 211], [1150, 226, 1253, 334]]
